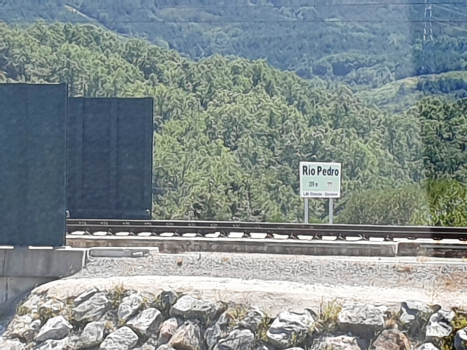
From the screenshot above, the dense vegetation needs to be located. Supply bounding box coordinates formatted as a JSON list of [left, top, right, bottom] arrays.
[[0, 22, 427, 222]]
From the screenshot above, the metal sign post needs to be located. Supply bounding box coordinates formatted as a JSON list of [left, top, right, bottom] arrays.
[[299, 161, 341, 224]]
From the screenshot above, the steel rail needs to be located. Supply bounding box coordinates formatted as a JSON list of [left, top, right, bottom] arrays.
[[66, 219, 467, 241]]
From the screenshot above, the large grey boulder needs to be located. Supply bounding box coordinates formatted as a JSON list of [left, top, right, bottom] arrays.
[[337, 304, 387, 339], [32, 337, 69, 350], [239, 307, 265, 332], [400, 301, 435, 340], [77, 321, 106, 348], [21, 295, 44, 311], [158, 318, 181, 345], [134, 343, 157, 350], [74, 288, 99, 306], [34, 316, 72, 342], [254, 345, 275, 350], [118, 293, 144, 323], [156, 346, 175, 350], [4, 315, 41, 343], [0, 338, 25, 350], [20, 295, 44, 319], [157, 291, 179, 313], [455, 327, 467, 350], [38, 299, 64, 317], [168, 321, 202, 350], [266, 310, 315, 349], [127, 308, 163, 337], [170, 295, 219, 323], [426, 310, 455, 340], [100, 326, 139, 350], [415, 343, 440, 350], [371, 329, 411, 350], [400, 301, 432, 325], [309, 335, 364, 350], [205, 310, 233, 350], [73, 293, 110, 322], [214, 329, 255, 350]]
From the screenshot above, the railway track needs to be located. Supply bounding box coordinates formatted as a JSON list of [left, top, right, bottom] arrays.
[[66, 219, 467, 241]]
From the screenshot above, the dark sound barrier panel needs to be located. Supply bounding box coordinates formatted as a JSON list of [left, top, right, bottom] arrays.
[[67, 98, 153, 219], [0, 83, 67, 246]]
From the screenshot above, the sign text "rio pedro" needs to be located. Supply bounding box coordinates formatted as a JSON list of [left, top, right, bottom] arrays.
[[299, 162, 341, 198]]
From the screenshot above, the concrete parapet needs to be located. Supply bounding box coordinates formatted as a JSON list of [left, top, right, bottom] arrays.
[[67, 236, 398, 257], [88, 247, 159, 258], [1, 246, 86, 277], [0, 247, 86, 310], [398, 239, 467, 258]]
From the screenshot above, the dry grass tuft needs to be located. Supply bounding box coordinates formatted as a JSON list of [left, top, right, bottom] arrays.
[[313, 298, 343, 334]]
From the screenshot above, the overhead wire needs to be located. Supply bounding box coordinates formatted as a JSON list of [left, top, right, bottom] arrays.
[[2, 19, 467, 23], [2, 2, 467, 9], [432, 3, 467, 17], [436, 19, 467, 31], [2, 2, 467, 24]]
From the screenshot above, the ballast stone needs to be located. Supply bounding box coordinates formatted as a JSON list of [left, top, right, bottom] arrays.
[[156, 345, 175, 350], [38, 299, 64, 317], [134, 343, 157, 350], [77, 321, 106, 348], [309, 335, 364, 350], [32, 337, 69, 350], [426, 310, 455, 340], [214, 329, 255, 350], [266, 310, 315, 349], [19, 295, 45, 320], [400, 300, 436, 339], [254, 346, 274, 350], [206, 310, 233, 350], [239, 307, 265, 332], [158, 290, 179, 313], [0, 338, 25, 350], [127, 308, 163, 337], [21, 295, 44, 313], [170, 295, 219, 323], [158, 318, 181, 345], [74, 287, 99, 306], [4, 315, 40, 343], [337, 304, 387, 339], [34, 316, 72, 342], [371, 328, 411, 350], [100, 326, 139, 350], [168, 321, 202, 350], [73, 292, 110, 322], [118, 293, 144, 323], [415, 343, 440, 350], [400, 300, 433, 325], [454, 327, 467, 350]]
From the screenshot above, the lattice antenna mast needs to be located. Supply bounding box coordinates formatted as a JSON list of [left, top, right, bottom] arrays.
[[424, 0, 433, 41]]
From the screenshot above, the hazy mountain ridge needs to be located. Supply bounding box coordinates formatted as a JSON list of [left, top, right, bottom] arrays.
[[2, 0, 467, 92]]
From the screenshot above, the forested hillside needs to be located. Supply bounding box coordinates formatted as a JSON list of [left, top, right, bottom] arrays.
[[2, 0, 467, 93], [0, 22, 430, 222]]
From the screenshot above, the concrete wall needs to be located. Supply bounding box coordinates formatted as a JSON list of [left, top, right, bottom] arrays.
[[0, 247, 86, 314], [67, 236, 399, 257], [66, 236, 467, 258]]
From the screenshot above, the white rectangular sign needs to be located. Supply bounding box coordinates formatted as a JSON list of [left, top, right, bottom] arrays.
[[299, 162, 341, 198]]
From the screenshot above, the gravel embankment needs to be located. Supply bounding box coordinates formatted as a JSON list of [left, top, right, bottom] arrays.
[[69, 252, 467, 290], [35, 252, 467, 313]]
